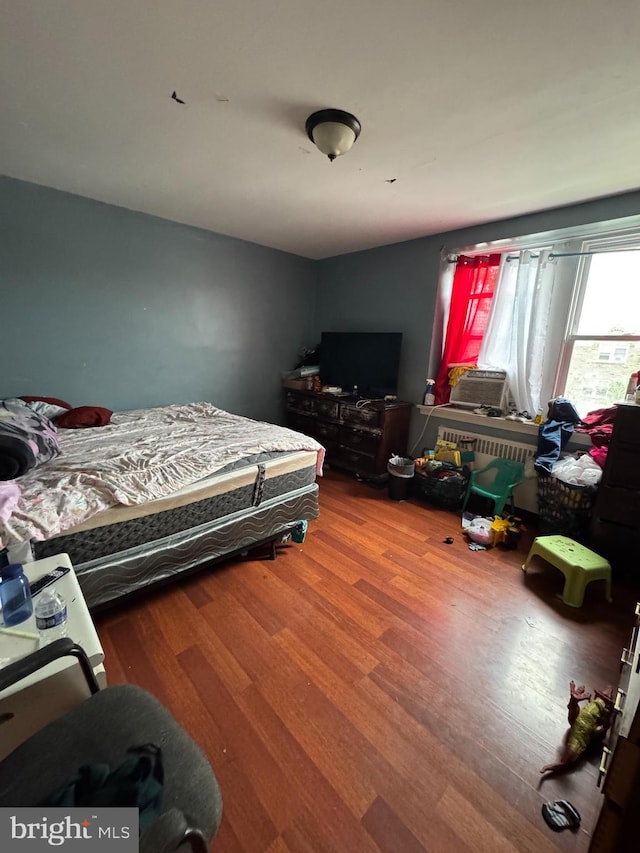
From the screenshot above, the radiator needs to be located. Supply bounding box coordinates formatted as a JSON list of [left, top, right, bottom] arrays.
[[437, 426, 538, 514]]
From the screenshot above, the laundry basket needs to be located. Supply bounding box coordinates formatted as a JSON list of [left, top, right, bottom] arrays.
[[537, 473, 597, 543], [412, 468, 469, 510]]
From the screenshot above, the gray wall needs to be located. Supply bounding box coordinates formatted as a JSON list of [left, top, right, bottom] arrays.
[[316, 189, 640, 450], [4, 172, 640, 441], [1, 176, 317, 423]]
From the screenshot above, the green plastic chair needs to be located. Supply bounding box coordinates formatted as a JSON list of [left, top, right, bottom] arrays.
[[462, 458, 526, 517]]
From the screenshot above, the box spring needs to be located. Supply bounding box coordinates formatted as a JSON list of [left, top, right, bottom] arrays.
[[33, 452, 319, 610]]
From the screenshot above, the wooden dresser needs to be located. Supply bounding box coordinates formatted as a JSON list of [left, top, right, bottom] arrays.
[[590, 403, 640, 576], [590, 602, 640, 851], [285, 390, 412, 481]]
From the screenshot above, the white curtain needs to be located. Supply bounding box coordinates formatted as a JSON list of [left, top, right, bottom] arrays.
[[478, 249, 556, 414]]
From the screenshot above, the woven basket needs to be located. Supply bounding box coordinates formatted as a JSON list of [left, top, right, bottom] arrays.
[[537, 473, 597, 542]]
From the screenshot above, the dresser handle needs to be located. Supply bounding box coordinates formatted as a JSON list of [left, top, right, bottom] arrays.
[[614, 687, 626, 713], [635, 602, 640, 619], [597, 746, 612, 788], [621, 648, 633, 668]]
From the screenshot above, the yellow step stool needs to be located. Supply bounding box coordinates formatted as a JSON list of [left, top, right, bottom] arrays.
[[522, 535, 612, 607]]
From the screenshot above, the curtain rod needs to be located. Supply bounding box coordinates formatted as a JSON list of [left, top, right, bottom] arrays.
[[447, 246, 640, 263]]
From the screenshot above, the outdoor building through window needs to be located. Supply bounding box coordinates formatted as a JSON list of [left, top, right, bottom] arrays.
[[433, 227, 640, 420], [560, 244, 640, 417]]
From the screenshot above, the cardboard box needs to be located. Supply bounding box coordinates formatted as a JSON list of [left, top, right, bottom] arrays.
[[282, 378, 312, 391]]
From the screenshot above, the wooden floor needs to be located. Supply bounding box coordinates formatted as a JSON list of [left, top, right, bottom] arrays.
[[95, 470, 639, 852]]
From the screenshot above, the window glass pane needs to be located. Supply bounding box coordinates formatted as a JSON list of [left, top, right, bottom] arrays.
[[596, 343, 628, 363], [577, 251, 640, 335], [564, 340, 640, 416]]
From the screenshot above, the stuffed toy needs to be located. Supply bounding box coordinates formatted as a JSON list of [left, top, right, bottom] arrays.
[[540, 681, 613, 775]]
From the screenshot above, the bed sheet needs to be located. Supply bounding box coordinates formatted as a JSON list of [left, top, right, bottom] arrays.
[[1, 402, 324, 547]]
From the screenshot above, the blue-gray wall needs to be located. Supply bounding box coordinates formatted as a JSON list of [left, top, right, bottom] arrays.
[[4, 172, 640, 442], [316, 190, 640, 449], [1, 176, 317, 423]]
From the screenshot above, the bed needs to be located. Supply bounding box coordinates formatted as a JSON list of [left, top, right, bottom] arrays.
[[0, 401, 324, 610]]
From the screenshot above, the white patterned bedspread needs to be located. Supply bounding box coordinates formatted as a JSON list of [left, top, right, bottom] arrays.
[[0, 402, 325, 546]]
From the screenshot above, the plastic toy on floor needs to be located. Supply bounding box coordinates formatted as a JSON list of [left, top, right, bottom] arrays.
[[540, 681, 613, 776], [541, 799, 581, 832]]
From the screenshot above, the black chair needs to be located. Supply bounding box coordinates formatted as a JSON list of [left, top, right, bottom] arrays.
[[0, 639, 222, 852]]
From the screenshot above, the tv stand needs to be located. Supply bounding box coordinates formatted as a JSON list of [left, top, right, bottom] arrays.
[[285, 389, 412, 481]]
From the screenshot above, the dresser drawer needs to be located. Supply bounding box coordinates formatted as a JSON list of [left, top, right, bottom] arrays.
[[590, 798, 624, 853], [314, 421, 340, 443], [592, 519, 640, 560], [335, 446, 377, 475], [620, 605, 640, 744], [613, 407, 640, 449], [595, 485, 640, 526], [286, 392, 314, 413], [601, 737, 640, 807], [339, 427, 380, 455], [312, 398, 340, 419], [604, 445, 640, 489], [287, 412, 317, 437], [340, 404, 381, 428]]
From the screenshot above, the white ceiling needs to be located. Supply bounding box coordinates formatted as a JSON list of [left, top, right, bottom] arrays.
[[3, 1, 640, 259]]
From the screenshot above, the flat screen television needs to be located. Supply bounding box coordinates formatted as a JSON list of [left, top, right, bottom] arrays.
[[319, 332, 403, 397]]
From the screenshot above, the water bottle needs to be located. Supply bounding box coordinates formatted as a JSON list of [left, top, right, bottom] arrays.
[[0, 563, 34, 626], [35, 588, 68, 644]]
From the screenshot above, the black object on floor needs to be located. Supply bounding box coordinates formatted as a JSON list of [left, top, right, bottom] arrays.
[[541, 800, 581, 831]]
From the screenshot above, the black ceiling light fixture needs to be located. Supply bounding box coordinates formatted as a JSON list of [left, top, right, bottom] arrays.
[[305, 109, 361, 162]]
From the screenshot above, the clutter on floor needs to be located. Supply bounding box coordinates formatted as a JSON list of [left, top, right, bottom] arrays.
[[540, 681, 614, 776], [462, 511, 526, 551], [410, 438, 470, 509], [541, 800, 581, 832]]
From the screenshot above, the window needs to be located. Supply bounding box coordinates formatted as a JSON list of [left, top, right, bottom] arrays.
[[435, 226, 640, 418], [559, 239, 640, 416], [595, 343, 628, 364]]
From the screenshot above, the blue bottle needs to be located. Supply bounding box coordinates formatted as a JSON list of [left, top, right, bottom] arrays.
[[0, 563, 34, 626], [422, 379, 435, 406]]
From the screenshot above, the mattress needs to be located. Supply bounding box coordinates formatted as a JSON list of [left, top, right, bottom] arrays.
[[33, 450, 319, 610]]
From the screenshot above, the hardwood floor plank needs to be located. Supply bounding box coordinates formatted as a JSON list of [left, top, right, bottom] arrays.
[[257, 669, 383, 817], [361, 795, 433, 853], [309, 528, 402, 588], [176, 644, 285, 847], [212, 564, 286, 637], [183, 579, 214, 610], [209, 817, 245, 853], [94, 469, 638, 851], [269, 558, 390, 646], [363, 665, 601, 840], [237, 684, 381, 853], [318, 503, 432, 558], [198, 590, 303, 685], [435, 784, 522, 853], [274, 612, 561, 852], [265, 837, 295, 853]]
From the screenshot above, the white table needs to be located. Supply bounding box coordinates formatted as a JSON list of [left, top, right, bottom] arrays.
[[0, 553, 106, 760]]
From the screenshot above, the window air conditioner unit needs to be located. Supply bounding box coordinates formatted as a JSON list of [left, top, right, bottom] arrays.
[[449, 368, 512, 412]]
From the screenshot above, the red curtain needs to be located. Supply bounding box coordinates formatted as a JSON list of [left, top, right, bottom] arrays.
[[433, 254, 501, 404]]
